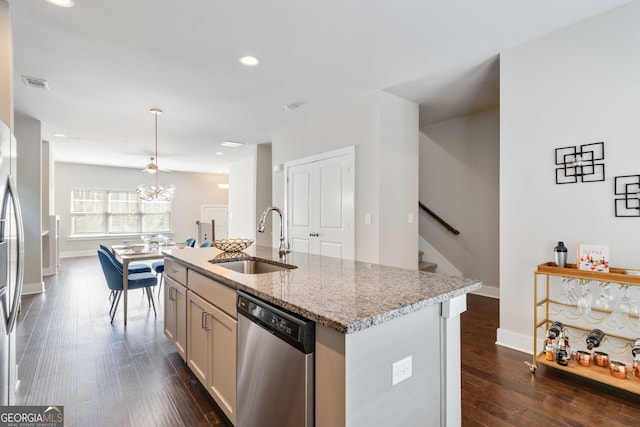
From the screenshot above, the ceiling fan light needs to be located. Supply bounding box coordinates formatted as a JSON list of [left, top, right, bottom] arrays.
[[138, 108, 175, 201]]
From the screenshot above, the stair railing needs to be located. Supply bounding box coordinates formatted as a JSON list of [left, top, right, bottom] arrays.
[[418, 201, 460, 235]]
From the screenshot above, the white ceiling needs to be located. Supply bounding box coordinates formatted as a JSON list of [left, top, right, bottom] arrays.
[[9, 0, 629, 174]]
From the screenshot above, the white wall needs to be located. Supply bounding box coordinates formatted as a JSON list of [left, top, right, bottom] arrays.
[[272, 91, 419, 269], [15, 112, 42, 294], [419, 108, 499, 294], [499, 2, 640, 352], [255, 143, 272, 247], [56, 162, 228, 256], [228, 146, 257, 241]]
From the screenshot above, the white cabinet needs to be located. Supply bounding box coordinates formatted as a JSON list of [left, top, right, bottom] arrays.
[[186, 273, 237, 425], [164, 276, 187, 361]]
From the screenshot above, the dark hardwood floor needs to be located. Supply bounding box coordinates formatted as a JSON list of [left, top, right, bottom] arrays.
[[14, 256, 640, 426], [16, 256, 225, 427], [461, 295, 640, 426]]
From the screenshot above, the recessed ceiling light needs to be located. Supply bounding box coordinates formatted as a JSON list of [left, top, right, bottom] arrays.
[[216, 152, 224, 155], [46, 0, 75, 7], [284, 103, 300, 112], [53, 133, 66, 138], [239, 56, 259, 67], [217, 183, 229, 189], [221, 141, 244, 148]]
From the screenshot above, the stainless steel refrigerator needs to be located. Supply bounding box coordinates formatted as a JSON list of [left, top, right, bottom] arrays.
[[0, 119, 24, 405]]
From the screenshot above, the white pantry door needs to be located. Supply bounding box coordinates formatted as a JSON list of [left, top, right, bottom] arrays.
[[286, 148, 354, 259]]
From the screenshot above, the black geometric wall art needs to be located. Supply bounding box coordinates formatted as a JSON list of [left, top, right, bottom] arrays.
[[555, 142, 605, 184], [614, 175, 640, 217]]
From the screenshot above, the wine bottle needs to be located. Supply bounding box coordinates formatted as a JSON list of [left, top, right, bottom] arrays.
[[556, 331, 569, 366], [548, 321, 564, 340], [632, 338, 640, 361], [545, 333, 556, 361], [586, 329, 605, 350]]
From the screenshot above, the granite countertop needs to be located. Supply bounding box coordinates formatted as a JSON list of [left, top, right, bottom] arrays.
[[163, 246, 482, 334]]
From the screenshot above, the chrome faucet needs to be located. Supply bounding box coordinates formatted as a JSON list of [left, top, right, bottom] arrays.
[[257, 206, 291, 257]]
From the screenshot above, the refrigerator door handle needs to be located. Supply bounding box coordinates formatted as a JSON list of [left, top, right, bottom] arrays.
[[1, 177, 24, 334]]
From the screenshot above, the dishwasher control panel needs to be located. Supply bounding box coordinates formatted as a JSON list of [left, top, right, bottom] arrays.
[[238, 292, 315, 354]]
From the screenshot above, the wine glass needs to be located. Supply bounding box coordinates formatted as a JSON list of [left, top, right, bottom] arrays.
[[606, 285, 638, 329], [594, 282, 613, 310], [559, 277, 578, 305], [576, 279, 592, 315]]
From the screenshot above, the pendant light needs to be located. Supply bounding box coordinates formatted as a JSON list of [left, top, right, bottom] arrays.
[[136, 108, 175, 201]]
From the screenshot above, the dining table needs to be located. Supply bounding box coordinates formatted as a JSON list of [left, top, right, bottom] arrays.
[[110, 243, 173, 325]]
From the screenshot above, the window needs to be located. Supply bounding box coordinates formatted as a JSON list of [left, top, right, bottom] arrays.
[[71, 189, 171, 235]]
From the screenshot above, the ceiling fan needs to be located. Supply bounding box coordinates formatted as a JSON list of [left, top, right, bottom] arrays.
[[142, 157, 159, 173]]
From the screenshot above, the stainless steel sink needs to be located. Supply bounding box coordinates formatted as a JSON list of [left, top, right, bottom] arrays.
[[211, 259, 296, 274]]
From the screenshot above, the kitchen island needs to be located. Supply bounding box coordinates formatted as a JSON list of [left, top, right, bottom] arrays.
[[163, 246, 481, 427]]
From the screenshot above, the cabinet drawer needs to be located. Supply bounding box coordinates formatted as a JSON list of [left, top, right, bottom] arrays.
[[165, 258, 187, 284], [188, 270, 237, 318]]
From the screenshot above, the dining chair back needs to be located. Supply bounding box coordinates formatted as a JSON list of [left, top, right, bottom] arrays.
[[99, 244, 152, 274], [186, 237, 196, 247], [97, 248, 157, 323], [199, 241, 213, 248]]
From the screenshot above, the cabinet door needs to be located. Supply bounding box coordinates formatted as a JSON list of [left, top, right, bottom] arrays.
[[187, 291, 213, 386], [209, 305, 237, 425], [174, 282, 187, 361], [163, 277, 177, 344]]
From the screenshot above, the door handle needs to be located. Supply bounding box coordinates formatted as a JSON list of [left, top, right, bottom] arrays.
[[201, 312, 212, 331]]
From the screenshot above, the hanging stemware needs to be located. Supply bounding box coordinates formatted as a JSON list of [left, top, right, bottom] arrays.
[[576, 279, 592, 316], [559, 277, 578, 305]]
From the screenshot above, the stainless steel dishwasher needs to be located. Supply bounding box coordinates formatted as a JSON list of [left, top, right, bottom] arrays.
[[236, 291, 315, 427]]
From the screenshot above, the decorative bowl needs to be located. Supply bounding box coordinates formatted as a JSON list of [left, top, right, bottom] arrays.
[[175, 242, 187, 249], [213, 238, 254, 252], [130, 244, 146, 253]]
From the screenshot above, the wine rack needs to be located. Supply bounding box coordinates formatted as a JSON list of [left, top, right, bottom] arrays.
[[529, 262, 640, 395]]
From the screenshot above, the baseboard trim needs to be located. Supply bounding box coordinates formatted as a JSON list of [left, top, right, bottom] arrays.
[[496, 327, 532, 355], [61, 250, 96, 258], [471, 285, 499, 299], [22, 281, 44, 295]]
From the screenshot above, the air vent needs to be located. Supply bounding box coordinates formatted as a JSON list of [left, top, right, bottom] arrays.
[[21, 75, 49, 91]]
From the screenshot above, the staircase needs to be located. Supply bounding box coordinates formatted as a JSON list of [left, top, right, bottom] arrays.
[[418, 250, 437, 273]]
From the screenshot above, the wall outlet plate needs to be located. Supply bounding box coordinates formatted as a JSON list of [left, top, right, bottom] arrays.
[[392, 356, 412, 386]]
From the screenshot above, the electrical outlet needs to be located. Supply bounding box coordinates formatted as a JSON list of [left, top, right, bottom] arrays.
[[392, 356, 412, 386]]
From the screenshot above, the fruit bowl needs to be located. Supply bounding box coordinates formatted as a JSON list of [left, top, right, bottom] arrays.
[[213, 238, 254, 252]]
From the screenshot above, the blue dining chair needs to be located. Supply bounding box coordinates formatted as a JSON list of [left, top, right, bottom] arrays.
[[97, 248, 157, 323], [99, 244, 152, 274], [153, 237, 196, 298], [199, 241, 212, 247], [152, 260, 165, 297]]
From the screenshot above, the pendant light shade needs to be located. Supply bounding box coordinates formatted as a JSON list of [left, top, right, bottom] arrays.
[[137, 108, 175, 201]]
